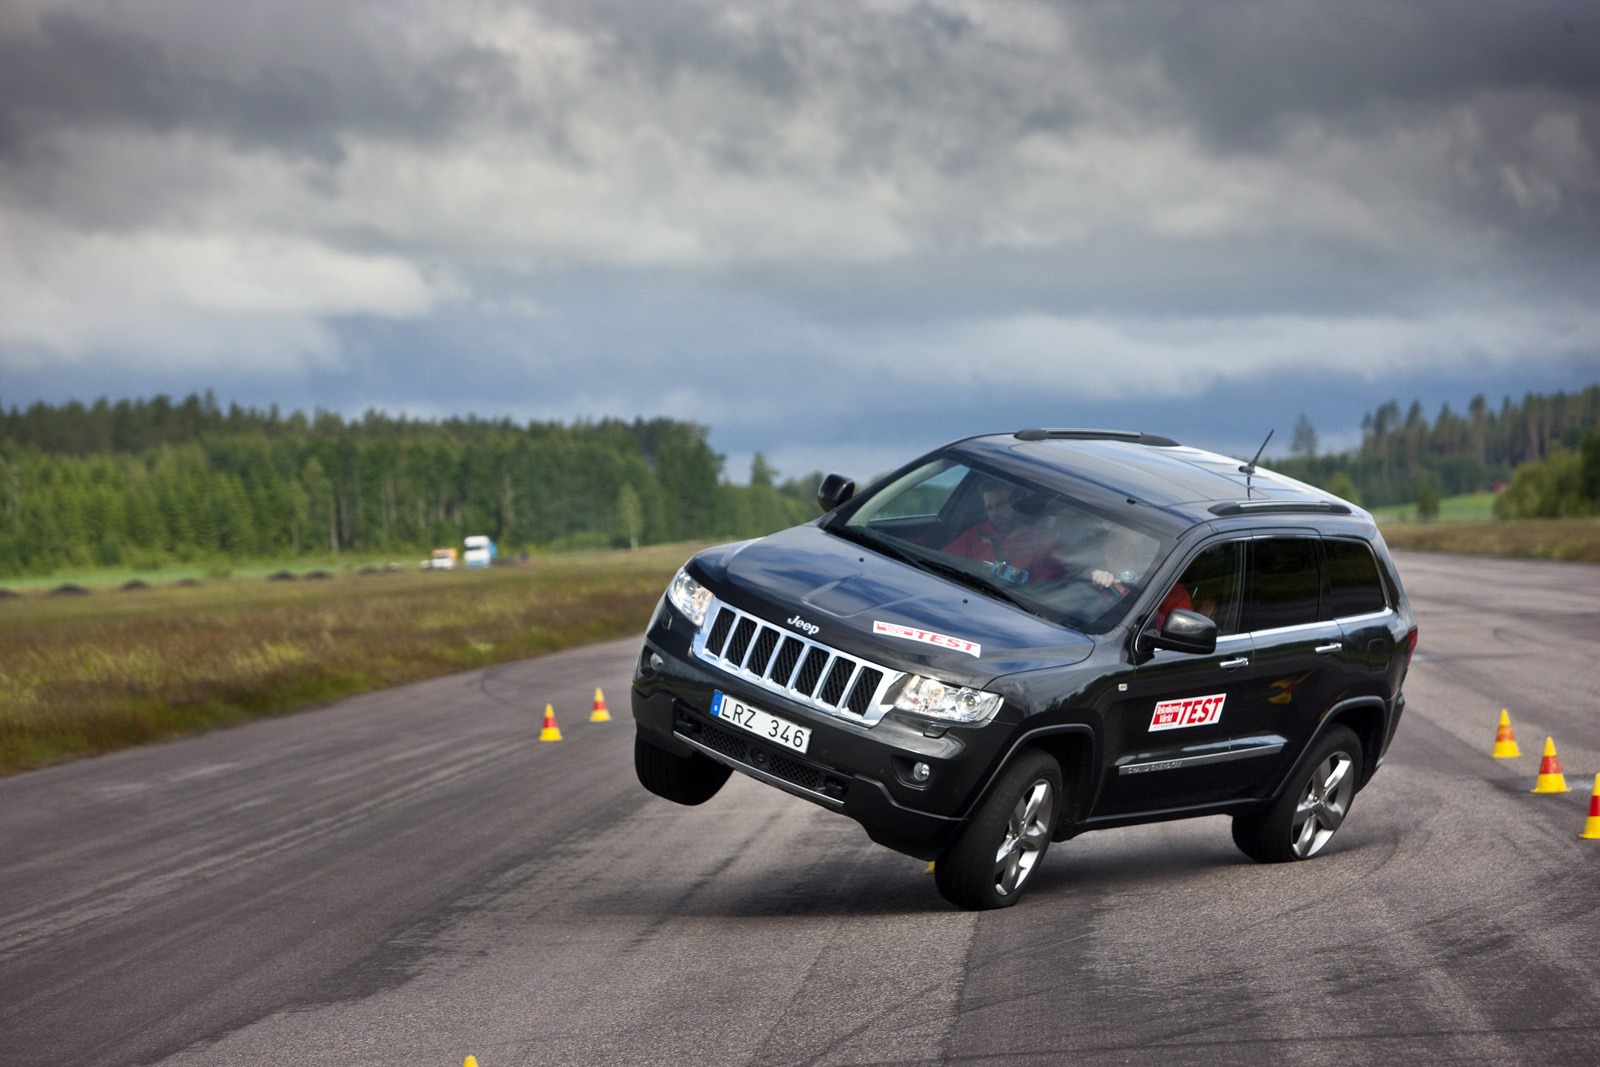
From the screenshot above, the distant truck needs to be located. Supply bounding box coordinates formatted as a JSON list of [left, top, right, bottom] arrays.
[[423, 547, 458, 570], [463, 535, 497, 569]]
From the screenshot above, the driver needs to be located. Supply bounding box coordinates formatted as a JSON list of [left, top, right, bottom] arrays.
[[943, 485, 1063, 581], [1085, 523, 1191, 626]]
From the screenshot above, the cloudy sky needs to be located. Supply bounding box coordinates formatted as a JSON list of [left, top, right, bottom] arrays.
[[2, 0, 1597, 482]]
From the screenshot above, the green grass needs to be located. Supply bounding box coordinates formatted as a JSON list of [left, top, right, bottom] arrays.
[[1379, 517, 1600, 561], [0, 544, 700, 775], [1370, 492, 1600, 559], [0, 551, 476, 593], [1370, 492, 1498, 525]]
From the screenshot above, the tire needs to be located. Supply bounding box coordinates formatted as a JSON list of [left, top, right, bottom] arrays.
[[935, 749, 1062, 910], [1232, 724, 1362, 864], [635, 731, 732, 806]]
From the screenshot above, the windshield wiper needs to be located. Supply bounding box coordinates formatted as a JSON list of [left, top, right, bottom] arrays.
[[900, 550, 1037, 611], [829, 524, 916, 565], [831, 525, 1037, 612]]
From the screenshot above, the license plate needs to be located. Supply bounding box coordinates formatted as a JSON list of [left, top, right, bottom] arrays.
[[711, 691, 812, 754]]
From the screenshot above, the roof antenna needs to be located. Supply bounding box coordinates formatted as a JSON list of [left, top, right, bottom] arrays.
[[1239, 429, 1274, 495]]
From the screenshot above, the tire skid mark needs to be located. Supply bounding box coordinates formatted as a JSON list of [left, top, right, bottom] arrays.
[[0, 739, 519, 964]]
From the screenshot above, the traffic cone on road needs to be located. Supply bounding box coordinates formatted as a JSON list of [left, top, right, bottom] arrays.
[[1531, 737, 1570, 793], [1582, 776, 1600, 840], [539, 704, 563, 742], [589, 687, 612, 723], [1491, 709, 1521, 758]]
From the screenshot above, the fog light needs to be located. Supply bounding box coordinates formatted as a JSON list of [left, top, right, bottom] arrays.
[[912, 761, 932, 782], [650, 652, 664, 673]]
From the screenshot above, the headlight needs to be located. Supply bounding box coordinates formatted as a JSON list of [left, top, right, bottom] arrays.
[[888, 674, 1003, 724], [666, 569, 714, 626]]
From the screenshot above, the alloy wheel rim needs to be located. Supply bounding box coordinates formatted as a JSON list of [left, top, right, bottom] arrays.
[[993, 779, 1053, 896], [1290, 750, 1355, 859]]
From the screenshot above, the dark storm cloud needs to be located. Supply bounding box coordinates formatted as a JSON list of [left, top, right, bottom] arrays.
[[2, 0, 1597, 482], [532, 0, 1087, 177], [0, 8, 517, 164], [1072, 1, 1600, 150]]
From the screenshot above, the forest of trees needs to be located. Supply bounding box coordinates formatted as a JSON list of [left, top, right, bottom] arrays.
[[4, 385, 1597, 577], [0, 394, 820, 577], [1270, 384, 1600, 511]]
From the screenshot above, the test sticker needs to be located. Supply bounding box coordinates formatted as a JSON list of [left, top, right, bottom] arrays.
[[1149, 693, 1226, 732], [873, 621, 982, 658]]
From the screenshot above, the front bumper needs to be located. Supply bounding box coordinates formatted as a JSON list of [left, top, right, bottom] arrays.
[[631, 608, 1007, 860]]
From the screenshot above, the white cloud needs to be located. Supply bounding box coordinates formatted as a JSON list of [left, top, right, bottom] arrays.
[[859, 300, 1600, 402], [0, 207, 445, 372]]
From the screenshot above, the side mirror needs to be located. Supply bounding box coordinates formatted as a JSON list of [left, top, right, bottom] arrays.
[[817, 473, 855, 513], [1137, 608, 1218, 660]]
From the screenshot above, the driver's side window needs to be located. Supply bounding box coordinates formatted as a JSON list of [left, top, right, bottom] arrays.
[[1171, 542, 1245, 636]]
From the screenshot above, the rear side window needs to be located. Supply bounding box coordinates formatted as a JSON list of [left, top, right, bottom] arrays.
[[1322, 539, 1389, 618], [1242, 537, 1320, 632]]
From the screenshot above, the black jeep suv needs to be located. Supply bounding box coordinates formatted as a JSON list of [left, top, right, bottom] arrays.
[[631, 430, 1417, 909]]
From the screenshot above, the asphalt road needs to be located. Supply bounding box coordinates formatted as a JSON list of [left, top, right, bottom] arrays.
[[1, 551, 1597, 1067]]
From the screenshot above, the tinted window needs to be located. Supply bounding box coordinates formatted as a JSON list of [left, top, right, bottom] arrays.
[[1243, 538, 1320, 632], [1322, 539, 1388, 618], [1171, 541, 1245, 636]]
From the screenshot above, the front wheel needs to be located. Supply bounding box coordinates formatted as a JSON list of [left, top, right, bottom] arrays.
[[1232, 725, 1362, 863], [935, 750, 1062, 910], [634, 731, 732, 806]]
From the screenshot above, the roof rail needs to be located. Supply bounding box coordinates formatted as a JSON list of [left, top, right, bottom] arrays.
[[1013, 428, 1180, 446], [1208, 500, 1353, 517]]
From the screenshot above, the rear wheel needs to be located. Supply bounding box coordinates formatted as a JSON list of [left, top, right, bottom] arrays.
[[634, 731, 732, 806], [935, 749, 1061, 910], [1232, 725, 1362, 863]]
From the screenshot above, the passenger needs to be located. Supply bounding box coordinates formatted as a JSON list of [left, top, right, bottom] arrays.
[[944, 485, 1063, 581], [1152, 582, 1194, 629]]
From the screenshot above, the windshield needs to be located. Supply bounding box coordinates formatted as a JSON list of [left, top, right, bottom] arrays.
[[833, 455, 1170, 632]]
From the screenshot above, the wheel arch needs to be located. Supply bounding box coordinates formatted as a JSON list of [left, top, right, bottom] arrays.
[[1314, 696, 1388, 790], [971, 724, 1096, 840]]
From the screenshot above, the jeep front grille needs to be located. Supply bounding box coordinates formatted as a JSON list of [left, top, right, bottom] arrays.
[[693, 601, 902, 724]]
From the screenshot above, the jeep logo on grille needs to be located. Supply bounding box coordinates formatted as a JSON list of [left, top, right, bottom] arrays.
[[787, 614, 820, 637]]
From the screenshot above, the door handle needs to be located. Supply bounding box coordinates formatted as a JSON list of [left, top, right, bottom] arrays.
[[1315, 643, 1343, 654], [1220, 657, 1250, 669]]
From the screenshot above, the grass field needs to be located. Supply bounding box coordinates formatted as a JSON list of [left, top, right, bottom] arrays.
[[5, 512, 1598, 777], [0, 545, 698, 775], [1378, 517, 1600, 560], [1370, 492, 1600, 561], [1370, 492, 1498, 525]]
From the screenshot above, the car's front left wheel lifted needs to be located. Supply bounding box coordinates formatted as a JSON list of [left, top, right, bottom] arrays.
[[634, 731, 732, 806], [935, 749, 1062, 910], [1232, 724, 1362, 863]]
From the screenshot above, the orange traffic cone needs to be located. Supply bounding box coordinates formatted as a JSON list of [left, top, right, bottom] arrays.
[[1491, 709, 1520, 758], [589, 687, 612, 723], [1581, 776, 1600, 840], [465, 1057, 479, 1067], [539, 704, 563, 742], [1531, 737, 1570, 793]]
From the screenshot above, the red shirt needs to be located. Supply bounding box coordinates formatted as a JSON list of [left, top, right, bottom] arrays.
[[1155, 583, 1192, 628], [943, 521, 1064, 581]]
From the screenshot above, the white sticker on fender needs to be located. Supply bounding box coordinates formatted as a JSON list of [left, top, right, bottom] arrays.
[[873, 621, 982, 658], [1150, 693, 1226, 732]]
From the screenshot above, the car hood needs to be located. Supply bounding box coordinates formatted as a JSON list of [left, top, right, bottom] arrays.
[[694, 524, 1093, 682]]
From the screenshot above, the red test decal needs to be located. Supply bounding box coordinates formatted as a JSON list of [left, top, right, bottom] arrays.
[[1149, 693, 1227, 732], [872, 621, 982, 658]]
